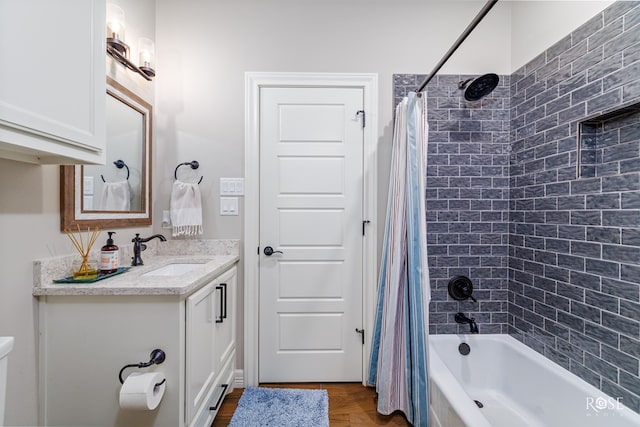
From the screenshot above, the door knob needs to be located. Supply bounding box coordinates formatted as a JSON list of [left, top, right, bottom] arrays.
[[263, 246, 283, 256]]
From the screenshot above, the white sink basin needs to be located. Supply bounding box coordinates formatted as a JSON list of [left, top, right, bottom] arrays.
[[142, 262, 207, 277]]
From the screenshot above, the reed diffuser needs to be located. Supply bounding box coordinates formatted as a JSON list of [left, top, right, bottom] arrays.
[[65, 225, 101, 279]]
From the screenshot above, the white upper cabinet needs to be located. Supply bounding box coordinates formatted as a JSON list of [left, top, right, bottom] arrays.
[[0, 0, 106, 164]]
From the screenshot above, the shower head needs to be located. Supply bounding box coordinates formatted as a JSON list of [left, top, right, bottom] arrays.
[[458, 73, 499, 101]]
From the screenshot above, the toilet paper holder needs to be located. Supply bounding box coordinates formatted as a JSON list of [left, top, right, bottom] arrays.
[[119, 349, 167, 389]]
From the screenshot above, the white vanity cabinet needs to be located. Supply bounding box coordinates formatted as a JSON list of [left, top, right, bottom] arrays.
[[0, 0, 106, 164], [186, 267, 237, 427], [37, 263, 237, 427]]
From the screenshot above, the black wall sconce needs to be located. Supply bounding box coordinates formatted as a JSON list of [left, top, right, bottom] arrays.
[[106, 3, 155, 81]]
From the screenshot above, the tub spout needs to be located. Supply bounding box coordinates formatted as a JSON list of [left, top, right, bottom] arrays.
[[469, 319, 479, 334], [455, 312, 479, 334]]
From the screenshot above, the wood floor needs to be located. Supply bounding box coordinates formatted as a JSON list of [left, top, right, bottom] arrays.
[[212, 383, 411, 426]]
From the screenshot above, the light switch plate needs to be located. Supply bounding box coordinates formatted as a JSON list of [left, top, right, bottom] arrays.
[[220, 178, 244, 196], [220, 197, 238, 215]]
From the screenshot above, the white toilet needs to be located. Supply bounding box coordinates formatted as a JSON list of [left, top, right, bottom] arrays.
[[0, 337, 13, 427]]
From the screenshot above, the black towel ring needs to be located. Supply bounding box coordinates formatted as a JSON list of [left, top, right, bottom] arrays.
[[174, 160, 203, 184], [101, 160, 130, 183]]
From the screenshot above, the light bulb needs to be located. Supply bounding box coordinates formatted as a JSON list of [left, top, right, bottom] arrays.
[[106, 4, 126, 40], [138, 38, 155, 68]]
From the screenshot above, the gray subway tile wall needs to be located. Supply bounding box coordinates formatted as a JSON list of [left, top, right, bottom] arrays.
[[509, 0, 640, 412], [394, 73, 512, 336], [393, 0, 640, 414]]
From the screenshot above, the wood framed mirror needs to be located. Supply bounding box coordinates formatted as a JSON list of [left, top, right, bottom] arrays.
[[61, 77, 152, 230]]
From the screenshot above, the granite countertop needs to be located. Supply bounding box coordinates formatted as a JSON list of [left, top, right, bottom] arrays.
[[33, 239, 240, 297]]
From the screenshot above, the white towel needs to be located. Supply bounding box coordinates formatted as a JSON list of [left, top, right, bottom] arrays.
[[170, 180, 203, 237], [100, 181, 131, 211]]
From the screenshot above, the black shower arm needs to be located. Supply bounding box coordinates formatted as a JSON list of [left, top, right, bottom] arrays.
[[458, 78, 474, 89], [416, 0, 498, 93]]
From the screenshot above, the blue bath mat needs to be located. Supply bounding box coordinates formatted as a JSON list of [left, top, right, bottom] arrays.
[[229, 387, 329, 427]]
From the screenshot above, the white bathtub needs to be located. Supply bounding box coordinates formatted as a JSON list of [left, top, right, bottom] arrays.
[[429, 334, 640, 427]]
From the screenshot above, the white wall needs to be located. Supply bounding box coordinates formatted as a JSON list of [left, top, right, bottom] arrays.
[[510, 0, 615, 71]]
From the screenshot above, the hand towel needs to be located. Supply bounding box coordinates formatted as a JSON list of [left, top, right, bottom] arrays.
[[170, 180, 203, 237], [100, 181, 131, 211]]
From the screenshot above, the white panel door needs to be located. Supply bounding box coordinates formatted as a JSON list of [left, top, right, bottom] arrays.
[[259, 86, 364, 382]]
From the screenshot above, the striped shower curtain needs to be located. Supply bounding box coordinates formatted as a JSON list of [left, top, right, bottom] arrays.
[[368, 92, 431, 426]]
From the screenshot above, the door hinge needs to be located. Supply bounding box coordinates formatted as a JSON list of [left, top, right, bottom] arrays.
[[356, 110, 365, 128], [355, 328, 365, 345], [362, 220, 370, 236]]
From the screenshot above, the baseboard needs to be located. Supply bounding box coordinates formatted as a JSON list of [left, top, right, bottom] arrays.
[[233, 369, 244, 389]]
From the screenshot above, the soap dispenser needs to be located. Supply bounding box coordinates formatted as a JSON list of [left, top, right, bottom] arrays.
[[99, 232, 119, 274]]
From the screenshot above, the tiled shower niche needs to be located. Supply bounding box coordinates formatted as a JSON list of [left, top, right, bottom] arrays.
[[579, 101, 640, 178]]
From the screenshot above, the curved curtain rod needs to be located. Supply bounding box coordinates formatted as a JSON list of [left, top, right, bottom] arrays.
[[416, 0, 499, 93]]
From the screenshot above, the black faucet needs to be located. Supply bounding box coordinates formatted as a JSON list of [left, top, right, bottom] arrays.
[[131, 234, 167, 266], [455, 312, 479, 334]]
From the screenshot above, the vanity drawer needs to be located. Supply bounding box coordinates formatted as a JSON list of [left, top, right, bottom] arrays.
[[189, 353, 235, 427]]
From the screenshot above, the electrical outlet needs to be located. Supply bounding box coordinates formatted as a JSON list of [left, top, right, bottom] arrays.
[[162, 210, 171, 228]]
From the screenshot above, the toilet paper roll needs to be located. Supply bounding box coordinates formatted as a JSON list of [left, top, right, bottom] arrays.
[[119, 372, 166, 410]]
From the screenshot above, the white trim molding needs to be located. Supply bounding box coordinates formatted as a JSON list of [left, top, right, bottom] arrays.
[[233, 369, 244, 389], [244, 72, 379, 386]]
